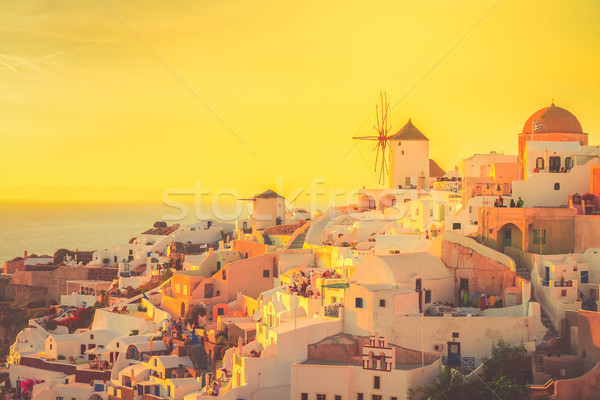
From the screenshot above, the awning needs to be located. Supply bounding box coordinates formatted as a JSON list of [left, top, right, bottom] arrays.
[[233, 321, 257, 331], [136, 381, 156, 386], [85, 347, 107, 355]]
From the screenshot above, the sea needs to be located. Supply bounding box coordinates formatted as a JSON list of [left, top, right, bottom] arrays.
[[0, 201, 242, 263]]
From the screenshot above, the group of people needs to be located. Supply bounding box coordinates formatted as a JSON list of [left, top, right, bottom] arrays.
[[79, 286, 98, 295], [287, 268, 341, 299], [208, 381, 220, 396], [494, 196, 524, 208], [89, 355, 110, 370]]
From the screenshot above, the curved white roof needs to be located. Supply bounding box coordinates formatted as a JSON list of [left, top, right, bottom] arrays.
[[352, 253, 451, 286]]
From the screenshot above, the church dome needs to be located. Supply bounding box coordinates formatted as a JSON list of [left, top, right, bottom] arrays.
[[522, 103, 583, 134]]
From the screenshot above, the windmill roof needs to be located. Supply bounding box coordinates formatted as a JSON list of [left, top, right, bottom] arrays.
[[253, 189, 284, 199], [389, 119, 429, 141], [429, 159, 445, 178]]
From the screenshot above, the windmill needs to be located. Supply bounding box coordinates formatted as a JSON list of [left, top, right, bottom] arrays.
[[353, 92, 392, 185]]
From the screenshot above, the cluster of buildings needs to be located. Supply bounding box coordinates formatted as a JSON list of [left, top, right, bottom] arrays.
[[4, 102, 600, 400]]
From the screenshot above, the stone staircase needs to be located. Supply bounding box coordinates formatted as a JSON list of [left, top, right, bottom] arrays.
[[305, 211, 336, 246], [515, 263, 531, 280], [513, 259, 557, 384], [189, 343, 210, 375], [532, 291, 559, 384], [287, 232, 307, 249]]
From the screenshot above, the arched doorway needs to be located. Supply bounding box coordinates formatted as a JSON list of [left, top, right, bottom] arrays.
[[181, 302, 186, 317], [497, 223, 523, 252], [359, 195, 376, 211], [379, 195, 397, 210]]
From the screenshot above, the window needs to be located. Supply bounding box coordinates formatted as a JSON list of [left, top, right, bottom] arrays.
[[57, 397, 64, 400], [49, 344, 52, 350], [561, 289, 567, 297], [401, 150, 404, 155], [357, 394, 364, 400], [415, 279, 422, 292], [222, 270, 227, 280], [263, 270, 270, 278], [459, 279, 468, 291], [117, 342, 120, 348], [217, 308, 224, 316], [405, 177, 411, 186], [335, 396, 342, 400], [154, 358, 157, 367], [452, 223, 461, 230], [536, 157, 544, 170], [373, 375, 381, 389], [379, 299, 386, 307], [489, 229, 493, 234], [90, 334, 94, 340], [565, 157, 572, 171], [424, 290, 432, 304], [549, 156, 561, 172], [554, 183, 560, 190], [317, 395, 326, 400], [183, 285, 188, 295], [452, 332, 459, 338], [430, 209, 433, 217], [533, 229, 546, 244], [355, 297, 363, 308], [301, 394, 308, 400], [174, 283, 181, 293], [391, 397, 398, 400]]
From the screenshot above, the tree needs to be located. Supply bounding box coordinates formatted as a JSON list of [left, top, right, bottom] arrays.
[[407, 340, 530, 400], [184, 304, 206, 325]]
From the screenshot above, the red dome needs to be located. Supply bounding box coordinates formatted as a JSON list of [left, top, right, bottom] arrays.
[[522, 103, 583, 134]]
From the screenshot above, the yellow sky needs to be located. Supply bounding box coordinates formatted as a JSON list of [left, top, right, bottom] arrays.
[[1, 0, 599, 204]]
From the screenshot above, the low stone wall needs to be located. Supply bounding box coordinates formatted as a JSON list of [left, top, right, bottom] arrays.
[[551, 361, 600, 400], [87, 267, 119, 281]]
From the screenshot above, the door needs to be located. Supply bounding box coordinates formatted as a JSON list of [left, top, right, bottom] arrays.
[[155, 385, 160, 396], [545, 266, 550, 282], [180, 302, 186, 317], [205, 283, 214, 298], [549, 156, 561, 173], [81, 344, 86, 355], [590, 289, 598, 301], [581, 271, 589, 284], [503, 229, 512, 247], [447, 342, 461, 366], [130, 347, 135, 359]]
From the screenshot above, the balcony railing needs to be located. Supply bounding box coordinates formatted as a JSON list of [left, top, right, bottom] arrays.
[[554, 280, 574, 287], [324, 307, 340, 318], [442, 356, 475, 373]]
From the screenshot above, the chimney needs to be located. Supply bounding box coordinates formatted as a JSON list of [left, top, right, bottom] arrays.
[[24, 250, 28, 260]]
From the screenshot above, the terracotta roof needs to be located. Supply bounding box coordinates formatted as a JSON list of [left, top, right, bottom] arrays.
[[522, 103, 583, 134], [253, 189, 284, 199], [263, 220, 307, 236], [429, 159, 445, 178], [388, 119, 429, 141]]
